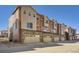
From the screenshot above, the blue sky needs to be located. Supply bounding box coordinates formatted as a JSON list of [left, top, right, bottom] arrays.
[[0, 5, 79, 33]]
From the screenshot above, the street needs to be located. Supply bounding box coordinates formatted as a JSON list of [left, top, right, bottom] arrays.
[[18, 40, 79, 53], [0, 40, 79, 53]]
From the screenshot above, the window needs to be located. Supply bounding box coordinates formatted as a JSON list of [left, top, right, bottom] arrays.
[[61, 28, 64, 34], [15, 20, 18, 29], [33, 14, 35, 17], [54, 22, 57, 29], [37, 18, 39, 20], [43, 26, 48, 31], [27, 23, 33, 29], [45, 20, 48, 23], [23, 11, 26, 14], [46, 20, 48, 23]]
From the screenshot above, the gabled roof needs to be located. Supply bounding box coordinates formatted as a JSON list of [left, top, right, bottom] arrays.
[[12, 5, 37, 15]]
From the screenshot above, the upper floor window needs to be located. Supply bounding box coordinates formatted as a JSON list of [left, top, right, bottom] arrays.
[[54, 22, 57, 28], [44, 20, 48, 23], [15, 19, 18, 29], [23, 11, 26, 14], [44, 26, 48, 31], [37, 18, 39, 20], [13, 22, 17, 31], [46, 20, 48, 23], [33, 14, 35, 17], [27, 23, 33, 29], [15, 21, 17, 29]]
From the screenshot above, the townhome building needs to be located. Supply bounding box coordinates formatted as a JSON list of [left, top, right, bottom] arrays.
[[8, 5, 52, 43], [8, 5, 39, 43], [8, 5, 76, 43]]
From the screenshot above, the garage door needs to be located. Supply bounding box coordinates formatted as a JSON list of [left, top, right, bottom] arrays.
[[70, 36, 73, 40], [24, 34, 40, 43], [54, 36, 59, 41], [61, 37, 65, 41], [43, 35, 52, 42]]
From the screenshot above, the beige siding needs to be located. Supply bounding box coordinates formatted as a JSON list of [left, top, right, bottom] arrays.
[[21, 6, 37, 30], [8, 9, 19, 40]]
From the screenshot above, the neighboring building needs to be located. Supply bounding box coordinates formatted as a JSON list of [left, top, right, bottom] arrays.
[[8, 5, 76, 43], [0, 30, 8, 37], [0, 30, 8, 42]]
